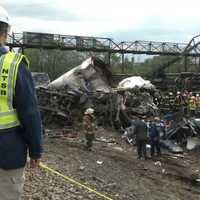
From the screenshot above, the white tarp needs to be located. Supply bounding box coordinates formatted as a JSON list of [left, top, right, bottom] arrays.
[[48, 57, 111, 93], [118, 76, 155, 90]]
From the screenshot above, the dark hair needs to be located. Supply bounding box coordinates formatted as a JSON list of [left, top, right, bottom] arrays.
[[0, 22, 9, 33]]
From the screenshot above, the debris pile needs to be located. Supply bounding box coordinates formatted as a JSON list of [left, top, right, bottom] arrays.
[[36, 57, 158, 130], [161, 117, 200, 153], [32, 72, 50, 88], [48, 57, 112, 93], [35, 56, 200, 154]]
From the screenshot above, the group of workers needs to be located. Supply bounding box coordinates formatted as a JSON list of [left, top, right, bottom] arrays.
[[82, 107, 164, 160], [122, 116, 163, 160], [162, 91, 200, 116]]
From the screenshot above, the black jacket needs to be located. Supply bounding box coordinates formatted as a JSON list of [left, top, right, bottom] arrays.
[[133, 119, 148, 141]]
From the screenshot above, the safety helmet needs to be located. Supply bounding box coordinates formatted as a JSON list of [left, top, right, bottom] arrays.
[[169, 92, 173, 96], [0, 6, 10, 32], [177, 91, 181, 95], [196, 94, 199, 97], [154, 117, 160, 121], [85, 108, 94, 115]]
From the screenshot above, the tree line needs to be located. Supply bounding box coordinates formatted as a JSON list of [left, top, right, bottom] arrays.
[[25, 49, 200, 81]]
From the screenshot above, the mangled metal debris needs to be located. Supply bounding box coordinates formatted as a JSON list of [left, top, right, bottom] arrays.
[[161, 117, 200, 152], [160, 140, 184, 153], [187, 137, 200, 150], [35, 56, 200, 155], [48, 57, 112, 93], [32, 72, 50, 88], [37, 57, 158, 132]]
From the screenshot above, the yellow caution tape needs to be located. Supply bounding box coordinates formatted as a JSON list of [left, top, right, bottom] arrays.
[[39, 163, 114, 200]]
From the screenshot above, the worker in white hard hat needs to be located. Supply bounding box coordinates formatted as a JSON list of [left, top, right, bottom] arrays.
[[175, 91, 181, 107], [82, 108, 96, 151], [0, 6, 42, 200], [168, 92, 174, 110], [174, 91, 186, 114]]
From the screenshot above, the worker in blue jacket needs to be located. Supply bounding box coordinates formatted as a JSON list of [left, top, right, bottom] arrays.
[[0, 6, 42, 200], [149, 117, 161, 157]]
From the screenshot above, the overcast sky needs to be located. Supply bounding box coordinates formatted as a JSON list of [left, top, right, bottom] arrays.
[[1, 0, 200, 43]]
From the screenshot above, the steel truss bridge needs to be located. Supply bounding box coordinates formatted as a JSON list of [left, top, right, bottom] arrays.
[[6, 32, 200, 56], [6, 32, 200, 73]]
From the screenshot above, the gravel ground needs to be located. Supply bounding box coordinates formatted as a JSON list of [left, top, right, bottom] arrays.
[[23, 128, 200, 200]]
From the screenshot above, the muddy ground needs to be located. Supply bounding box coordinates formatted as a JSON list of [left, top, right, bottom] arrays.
[[23, 128, 200, 200]]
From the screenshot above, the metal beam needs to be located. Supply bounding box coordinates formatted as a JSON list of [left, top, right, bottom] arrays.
[[6, 32, 200, 57]]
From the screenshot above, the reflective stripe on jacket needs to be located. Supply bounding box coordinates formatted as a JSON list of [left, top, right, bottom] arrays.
[[0, 52, 29, 130]]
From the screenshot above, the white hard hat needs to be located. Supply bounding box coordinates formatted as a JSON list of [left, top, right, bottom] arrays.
[[154, 117, 160, 121], [85, 108, 94, 115], [196, 94, 199, 97], [177, 91, 181, 95], [0, 6, 10, 32]]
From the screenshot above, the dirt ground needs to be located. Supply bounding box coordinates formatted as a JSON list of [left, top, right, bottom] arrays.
[[23, 128, 200, 200]]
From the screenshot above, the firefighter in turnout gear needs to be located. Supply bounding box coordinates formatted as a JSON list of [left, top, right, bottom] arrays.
[[0, 6, 42, 200], [82, 108, 96, 151]]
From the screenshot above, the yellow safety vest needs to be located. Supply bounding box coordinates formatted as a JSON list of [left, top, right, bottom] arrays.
[[0, 52, 29, 130], [189, 99, 196, 110]]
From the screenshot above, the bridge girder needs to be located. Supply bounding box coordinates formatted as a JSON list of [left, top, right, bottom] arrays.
[[6, 32, 200, 57]]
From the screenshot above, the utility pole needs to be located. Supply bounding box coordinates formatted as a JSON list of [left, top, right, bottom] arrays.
[[184, 56, 188, 72], [107, 52, 111, 66], [121, 42, 125, 74], [121, 53, 125, 74]]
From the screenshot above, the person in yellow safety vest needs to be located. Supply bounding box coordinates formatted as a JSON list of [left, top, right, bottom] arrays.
[[188, 91, 193, 99], [195, 94, 200, 112], [0, 6, 42, 200], [175, 91, 187, 114], [175, 91, 182, 107], [188, 96, 197, 116], [168, 92, 174, 110], [182, 93, 188, 115]]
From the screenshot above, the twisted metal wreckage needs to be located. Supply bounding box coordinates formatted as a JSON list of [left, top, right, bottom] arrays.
[[33, 57, 200, 152]]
